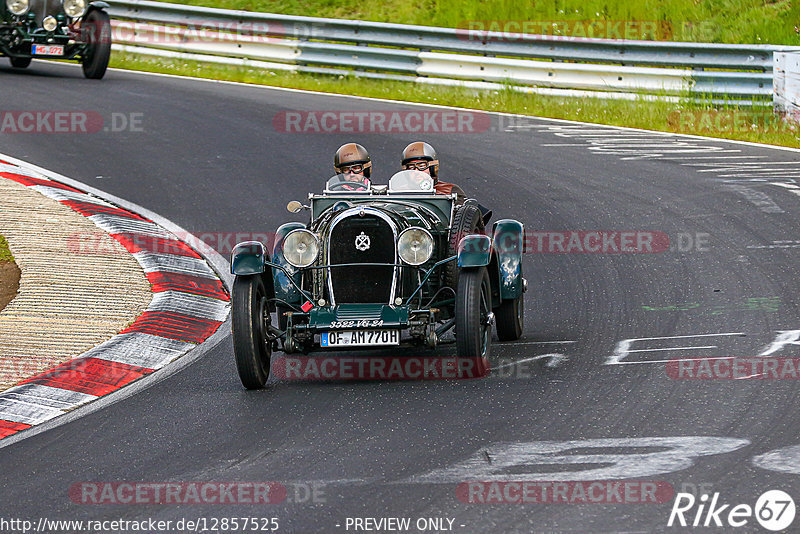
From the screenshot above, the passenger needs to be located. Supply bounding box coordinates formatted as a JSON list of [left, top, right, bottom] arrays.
[[401, 141, 465, 204]]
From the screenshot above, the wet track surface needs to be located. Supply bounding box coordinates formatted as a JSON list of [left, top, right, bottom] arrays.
[[1, 62, 800, 532]]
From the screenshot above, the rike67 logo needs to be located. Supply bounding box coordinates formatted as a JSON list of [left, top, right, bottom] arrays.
[[668, 490, 795, 531]]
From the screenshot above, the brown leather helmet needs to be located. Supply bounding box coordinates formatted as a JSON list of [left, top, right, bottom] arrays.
[[334, 143, 372, 178], [401, 141, 439, 179]]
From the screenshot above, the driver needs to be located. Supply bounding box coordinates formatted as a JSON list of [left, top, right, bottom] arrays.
[[401, 141, 465, 204], [334, 143, 372, 187]]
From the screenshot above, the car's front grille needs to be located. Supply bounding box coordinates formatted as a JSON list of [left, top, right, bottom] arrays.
[[328, 214, 395, 304], [29, 0, 62, 25], [335, 304, 385, 321]]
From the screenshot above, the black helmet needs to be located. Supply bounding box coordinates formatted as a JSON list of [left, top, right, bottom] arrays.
[[401, 141, 439, 179], [334, 143, 372, 178]]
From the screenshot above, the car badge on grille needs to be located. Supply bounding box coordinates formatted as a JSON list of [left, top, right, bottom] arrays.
[[355, 231, 371, 251]]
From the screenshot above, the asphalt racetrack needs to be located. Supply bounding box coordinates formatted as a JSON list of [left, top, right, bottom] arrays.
[[2, 61, 800, 533]]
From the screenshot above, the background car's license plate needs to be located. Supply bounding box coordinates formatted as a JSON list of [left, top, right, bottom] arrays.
[[321, 330, 399, 347], [32, 45, 64, 56]]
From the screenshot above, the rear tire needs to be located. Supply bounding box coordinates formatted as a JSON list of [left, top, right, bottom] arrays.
[[455, 267, 491, 376], [495, 295, 524, 341], [10, 57, 31, 69], [232, 275, 272, 389], [81, 10, 111, 79]]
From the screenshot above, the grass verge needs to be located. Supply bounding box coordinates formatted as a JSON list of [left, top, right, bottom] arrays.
[[160, 0, 800, 45], [0, 235, 14, 263], [0, 234, 20, 312], [110, 52, 800, 149]]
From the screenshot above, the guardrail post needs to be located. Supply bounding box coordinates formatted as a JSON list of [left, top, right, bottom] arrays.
[[775, 51, 800, 122]]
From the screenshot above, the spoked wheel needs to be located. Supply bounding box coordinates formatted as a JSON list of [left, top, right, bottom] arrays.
[[232, 275, 272, 389], [81, 9, 111, 79], [10, 57, 31, 69], [455, 266, 492, 377]]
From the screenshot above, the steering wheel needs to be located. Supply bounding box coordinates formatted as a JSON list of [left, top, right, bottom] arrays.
[[327, 181, 368, 192]]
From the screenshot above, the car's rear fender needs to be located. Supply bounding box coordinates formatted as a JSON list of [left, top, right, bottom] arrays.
[[492, 219, 525, 300]]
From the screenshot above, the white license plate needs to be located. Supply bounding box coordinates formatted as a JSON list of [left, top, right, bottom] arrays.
[[32, 44, 64, 56], [321, 329, 400, 347]]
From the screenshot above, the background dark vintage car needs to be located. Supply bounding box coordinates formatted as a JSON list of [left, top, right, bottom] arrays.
[[229, 171, 526, 388], [1, 0, 111, 78]]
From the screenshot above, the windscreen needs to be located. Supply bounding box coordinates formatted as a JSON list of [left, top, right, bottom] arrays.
[[387, 170, 435, 193]]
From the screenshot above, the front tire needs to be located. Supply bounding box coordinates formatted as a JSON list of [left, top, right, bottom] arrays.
[[10, 57, 31, 69], [232, 275, 272, 389], [445, 203, 485, 289], [81, 10, 111, 79], [455, 267, 491, 376]]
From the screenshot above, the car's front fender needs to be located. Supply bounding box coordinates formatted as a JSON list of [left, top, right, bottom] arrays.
[[231, 241, 267, 275], [457, 234, 492, 267], [272, 222, 306, 305], [493, 219, 525, 300]]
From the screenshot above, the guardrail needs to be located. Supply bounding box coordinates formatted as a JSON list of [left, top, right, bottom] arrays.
[[106, 0, 797, 105], [774, 52, 800, 119]]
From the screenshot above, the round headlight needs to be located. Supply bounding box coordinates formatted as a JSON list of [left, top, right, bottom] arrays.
[[6, 0, 29, 15], [63, 0, 86, 18], [398, 227, 434, 266], [282, 229, 319, 268], [42, 15, 58, 31]]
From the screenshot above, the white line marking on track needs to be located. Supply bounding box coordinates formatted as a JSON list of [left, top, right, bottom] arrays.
[[493, 353, 568, 370], [611, 356, 735, 365], [659, 156, 765, 160], [625, 346, 718, 353], [606, 333, 745, 365], [497, 340, 575, 346]]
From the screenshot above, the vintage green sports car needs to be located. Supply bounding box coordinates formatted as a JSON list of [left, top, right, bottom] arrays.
[[2, 0, 111, 78], [230, 170, 526, 388]]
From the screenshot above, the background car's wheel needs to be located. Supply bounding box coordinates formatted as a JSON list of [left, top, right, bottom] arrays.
[[455, 266, 491, 376], [232, 275, 272, 389], [10, 57, 31, 69], [445, 203, 485, 289], [81, 10, 111, 79], [494, 294, 524, 341]]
